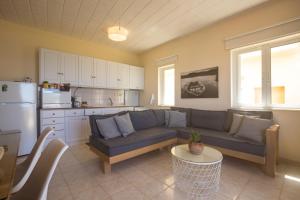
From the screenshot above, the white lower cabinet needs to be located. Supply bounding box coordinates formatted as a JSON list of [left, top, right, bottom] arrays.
[[65, 116, 90, 145]]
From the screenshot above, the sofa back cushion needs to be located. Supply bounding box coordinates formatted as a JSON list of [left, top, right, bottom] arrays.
[[129, 110, 158, 130], [171, 107, 192, 126], [152, 109, 166, 126], [191, 109, 227, 131], [224, 109, 273, 132]]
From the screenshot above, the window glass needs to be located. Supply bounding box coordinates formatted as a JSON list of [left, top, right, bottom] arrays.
[[238, 50, 262, 106], [271, 42, 300, 107], [158, 65, 175, 106]]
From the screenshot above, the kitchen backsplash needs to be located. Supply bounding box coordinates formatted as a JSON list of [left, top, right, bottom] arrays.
[[71, 88, 125, 106]]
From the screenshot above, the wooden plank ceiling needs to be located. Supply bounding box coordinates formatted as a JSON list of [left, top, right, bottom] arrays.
[[0, 0, 267, 52]]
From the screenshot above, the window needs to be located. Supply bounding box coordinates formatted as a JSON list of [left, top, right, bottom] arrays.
[[158, 64, 175, 106], [232, 36, 300, 109]]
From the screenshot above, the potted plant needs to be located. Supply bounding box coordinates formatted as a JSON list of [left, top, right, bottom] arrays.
[[189, 130, 204, 155]]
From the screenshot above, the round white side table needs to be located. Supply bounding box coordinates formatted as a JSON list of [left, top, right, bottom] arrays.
[[171, 144, 223, 200]]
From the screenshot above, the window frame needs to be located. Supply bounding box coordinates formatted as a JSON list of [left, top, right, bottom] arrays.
[[231, 36, 300, 109], [158, 64, 175, 106]]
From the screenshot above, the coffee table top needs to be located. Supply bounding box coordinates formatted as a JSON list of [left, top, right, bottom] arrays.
[[171, 144, 223, 164]]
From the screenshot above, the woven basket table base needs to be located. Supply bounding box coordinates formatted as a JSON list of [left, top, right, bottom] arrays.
[[172, 156, 222, 200]]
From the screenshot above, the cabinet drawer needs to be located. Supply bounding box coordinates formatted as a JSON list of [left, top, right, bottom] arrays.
[[85, 109, 103, 116], [47, 130, 65, 140], [41, 117, 64, 126], [41, 110, 65, 118], [65, 109, 84, 117], [42, 123, 64, 131]]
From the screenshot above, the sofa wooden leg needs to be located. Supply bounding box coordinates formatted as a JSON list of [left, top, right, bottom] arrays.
[[102, 161, 111, 174]]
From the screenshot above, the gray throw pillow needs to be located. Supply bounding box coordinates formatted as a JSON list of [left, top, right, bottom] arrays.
[[96, 117, 122, 140], [165, 110, 170, 127], [229, 114, 244, 135], [114, 113, 135, 137], [229, 114, 260, 135], [167, 111, 187, 128], [235, 116, 273, 144]]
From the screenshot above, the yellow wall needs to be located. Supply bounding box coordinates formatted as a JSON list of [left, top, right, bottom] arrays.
[[140, 0, 300, 162], [0, 20, 140, 82]]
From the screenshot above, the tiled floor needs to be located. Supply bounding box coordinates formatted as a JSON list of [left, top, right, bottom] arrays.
[[47, 144, 300, 200]]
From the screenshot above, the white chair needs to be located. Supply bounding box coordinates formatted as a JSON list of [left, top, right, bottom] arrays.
[[10, 139, 68, 200], [11, 127, 54, 194]]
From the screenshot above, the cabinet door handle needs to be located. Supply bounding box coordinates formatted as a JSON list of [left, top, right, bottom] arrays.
[[52, 113, 55, 116], [52, 120, 55, 123]]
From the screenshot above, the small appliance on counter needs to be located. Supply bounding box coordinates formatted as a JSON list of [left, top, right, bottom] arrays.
[[41, 88, 72, 108], [72, 96, 82, 108]]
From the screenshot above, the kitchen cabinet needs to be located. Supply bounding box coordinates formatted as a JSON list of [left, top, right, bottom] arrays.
[[93, 58, 107, 88], [40, 109, 66, 148], [65, 116, 89, 145], [129, 66, 144, 90], [78, 56, 93, 87], [40, 48, 143, 89], [107, 62, 130, 89], [39, 49, 79, 85], [60, 53, 79, 86], [39, 49, 61, 84], [64, 109, 89, 145]]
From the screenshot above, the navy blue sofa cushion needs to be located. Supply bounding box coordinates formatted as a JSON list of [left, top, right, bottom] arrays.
[[177, 128, 265, 156], [191, 109, 226, 131], [129, 110, 158, 130], [152, 109, 166, 126], [89, 127, 177, 156]]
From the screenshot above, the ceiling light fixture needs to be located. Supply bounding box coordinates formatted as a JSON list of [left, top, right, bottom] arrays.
[[107, 26, 128, 42]]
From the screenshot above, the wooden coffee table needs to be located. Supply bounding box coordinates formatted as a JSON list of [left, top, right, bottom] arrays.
[[171, 144, 223, 200]]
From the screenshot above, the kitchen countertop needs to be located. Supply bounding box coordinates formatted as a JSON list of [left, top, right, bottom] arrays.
[[39, 106, 145, 110]]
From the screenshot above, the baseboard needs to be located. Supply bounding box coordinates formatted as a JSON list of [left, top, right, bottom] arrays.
[[279, 157, 300, 166]]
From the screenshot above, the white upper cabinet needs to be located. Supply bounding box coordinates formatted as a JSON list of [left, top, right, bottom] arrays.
[[39, 49, 61, 84], [40, 49, 79, 85], [78, 56, 93, 87], [107, 62, 130, 89], [60, 53, 78, 86], [129, 66, 144, 90], [93, 58, 107, 88], [40, 48, 143, 90]]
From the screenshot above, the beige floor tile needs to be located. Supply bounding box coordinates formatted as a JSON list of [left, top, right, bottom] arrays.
[[280, 178, 300, 200], [111, 185, 147, 200], [47, 183, 73, 200], [99, 176, 132, 196], [135, 179, 168, 198], [46, 145, 300, 200], [237, 181, 281, 200], [74, 186, 110, 200], [154, 187, 188, 200]]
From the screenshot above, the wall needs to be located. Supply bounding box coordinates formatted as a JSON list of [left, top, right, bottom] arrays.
[[140, 0, 300, 162], [0, 20, 140, 82]]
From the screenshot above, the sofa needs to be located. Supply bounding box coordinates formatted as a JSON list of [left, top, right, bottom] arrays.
[[89, 107, 279, 176]]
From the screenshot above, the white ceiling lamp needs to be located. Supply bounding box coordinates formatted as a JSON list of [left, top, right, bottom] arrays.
[[107, 25, 128, 42]]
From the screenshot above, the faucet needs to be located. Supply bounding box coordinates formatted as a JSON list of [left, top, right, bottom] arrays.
[[108, 97, 113, 106]]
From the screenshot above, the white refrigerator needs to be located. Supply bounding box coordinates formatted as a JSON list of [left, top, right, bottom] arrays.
[[0, 81, 37, 156]]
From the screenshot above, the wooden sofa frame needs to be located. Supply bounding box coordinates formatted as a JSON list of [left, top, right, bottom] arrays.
[[90, 124, 279, 177]]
